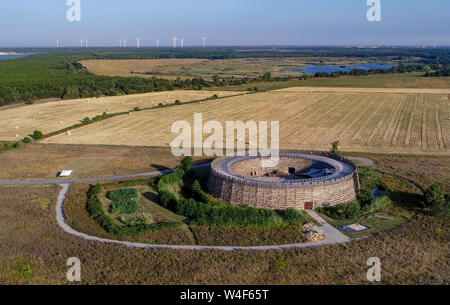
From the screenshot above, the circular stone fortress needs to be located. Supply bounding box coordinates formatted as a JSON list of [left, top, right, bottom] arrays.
[[208, 152, 360, 210]]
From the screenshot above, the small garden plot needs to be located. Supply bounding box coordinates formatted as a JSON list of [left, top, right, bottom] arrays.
[[107, 188, 139, 202], [110, 199, 139, 214], [107, 188, 139, 214]]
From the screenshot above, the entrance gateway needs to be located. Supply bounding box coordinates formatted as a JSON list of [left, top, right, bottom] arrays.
[[304, 202, 314, 210]]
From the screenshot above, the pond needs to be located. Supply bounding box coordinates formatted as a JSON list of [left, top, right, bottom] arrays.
[[0, 53, 32, 61], [296, 63, 396, 75]]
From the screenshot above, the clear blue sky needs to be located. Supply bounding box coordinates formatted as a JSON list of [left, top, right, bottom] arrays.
[[0, 0, 449, 47]]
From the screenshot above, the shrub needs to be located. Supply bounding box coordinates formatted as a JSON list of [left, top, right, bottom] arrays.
[[424, 184, 445, 207], [158, 103, 164, 107], [110, 199, 139, 214], [133, 107, 141, 111], [179, 156, 193, 173], [363, 195, 392, 214], [120, 213, 153, 226], [82, 117, 91, 124], [192, 180, 211, 204], [278, 208, 309, 224], [13, 142, 20, 148], [431, 196, 449, 218], [358, 168, 379, 205], [107, 188, 138, 201], [330, 140, 342, 156], [174, 100, 181, 105], [32, 130, 43, 140], [23, 137, 31, 143], [317, 201, 362, 220]]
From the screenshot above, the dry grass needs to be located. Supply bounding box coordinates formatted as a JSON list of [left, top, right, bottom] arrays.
[[0, 183, 448, 284], [0, 144, 210, 180], [0, 90, 239, 141], [43, 90, 450, 154]]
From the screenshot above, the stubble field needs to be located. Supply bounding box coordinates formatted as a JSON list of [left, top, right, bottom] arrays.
[[42, 88, 450, 154], [0, 90, 239, 141]]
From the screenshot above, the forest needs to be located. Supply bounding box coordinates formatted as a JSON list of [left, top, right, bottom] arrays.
[[0, 47, 449, 106]]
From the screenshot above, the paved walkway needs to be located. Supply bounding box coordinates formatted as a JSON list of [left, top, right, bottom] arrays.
[[306, 210, 351, 243]]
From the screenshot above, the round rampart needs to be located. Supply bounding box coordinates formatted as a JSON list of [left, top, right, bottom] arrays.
[[207, 151, 360, 210]]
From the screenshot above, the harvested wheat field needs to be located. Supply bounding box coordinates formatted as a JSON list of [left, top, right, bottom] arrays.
[[42, 89, 450, 154], [0, 90, 239, 141]]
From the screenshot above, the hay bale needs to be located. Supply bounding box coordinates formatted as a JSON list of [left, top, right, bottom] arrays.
[[66, 131, 72, 136], [59, 121, 63, 124], [14, 134, 20, 138], [14, 126, 19, 130]]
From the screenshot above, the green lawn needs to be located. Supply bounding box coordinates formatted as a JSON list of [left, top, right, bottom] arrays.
[[319, 212, 407, 238]]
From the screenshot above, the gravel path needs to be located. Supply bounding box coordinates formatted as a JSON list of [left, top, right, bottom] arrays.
[[346, 156, 375, 168], [1, 163, 358, 251], [54, 183, 357, 251]]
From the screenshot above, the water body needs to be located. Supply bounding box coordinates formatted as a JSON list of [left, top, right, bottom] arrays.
[[0, 53, 32, 61], [298, 63, 396, 75]]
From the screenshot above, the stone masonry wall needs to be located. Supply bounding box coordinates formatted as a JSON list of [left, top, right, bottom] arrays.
[[208, 157, 359, 210]]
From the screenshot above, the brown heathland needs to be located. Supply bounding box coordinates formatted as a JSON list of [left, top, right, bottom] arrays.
[[0, 184, 448, 284]]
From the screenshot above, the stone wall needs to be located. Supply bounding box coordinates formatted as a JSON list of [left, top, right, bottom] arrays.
[[207, 153, 360, 210], [232, 157, 313, 177]]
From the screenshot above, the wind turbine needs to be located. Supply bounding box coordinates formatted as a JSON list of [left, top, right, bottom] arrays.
[[172, 36, 177, 48], [156, 39, 160, 48], [201, 36, 207, 48], [180, 38, 184, 48], [123, 39, 127, 47], [80, 39, 83, 48], [56, 39, 59, 49], [119, 39, 122, 48], [85, 39, 88, 48], [136, 38, 141, 48]]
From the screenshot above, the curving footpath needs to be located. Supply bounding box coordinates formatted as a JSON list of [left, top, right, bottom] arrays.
[[2, 162, 361, 251]]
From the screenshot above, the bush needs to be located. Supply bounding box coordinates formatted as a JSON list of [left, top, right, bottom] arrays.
[[107, 188, 138, 201], [358, 168, 379, 205], [23, 137, 31, 143], [431, 196, 449, 218], [330, 140, 342, 156], [278, 208, 309, 224], [82, 117, 91, 124], [13, 142, 20, 148], [174, 100, 181, 105], [110, 199, 139, 214], [317, 201, 362, 220], [179, 156, 193, 173], [120, 213, 153, 226], [32, 130, 43, 140], [133, 107, 141, 111], [424, 184, 445, 207], [363, 195, 391, 214]]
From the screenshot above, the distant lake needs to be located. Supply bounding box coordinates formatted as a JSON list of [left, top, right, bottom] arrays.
[[297, 63, 396, 75], [0, 53, 32, 61]]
